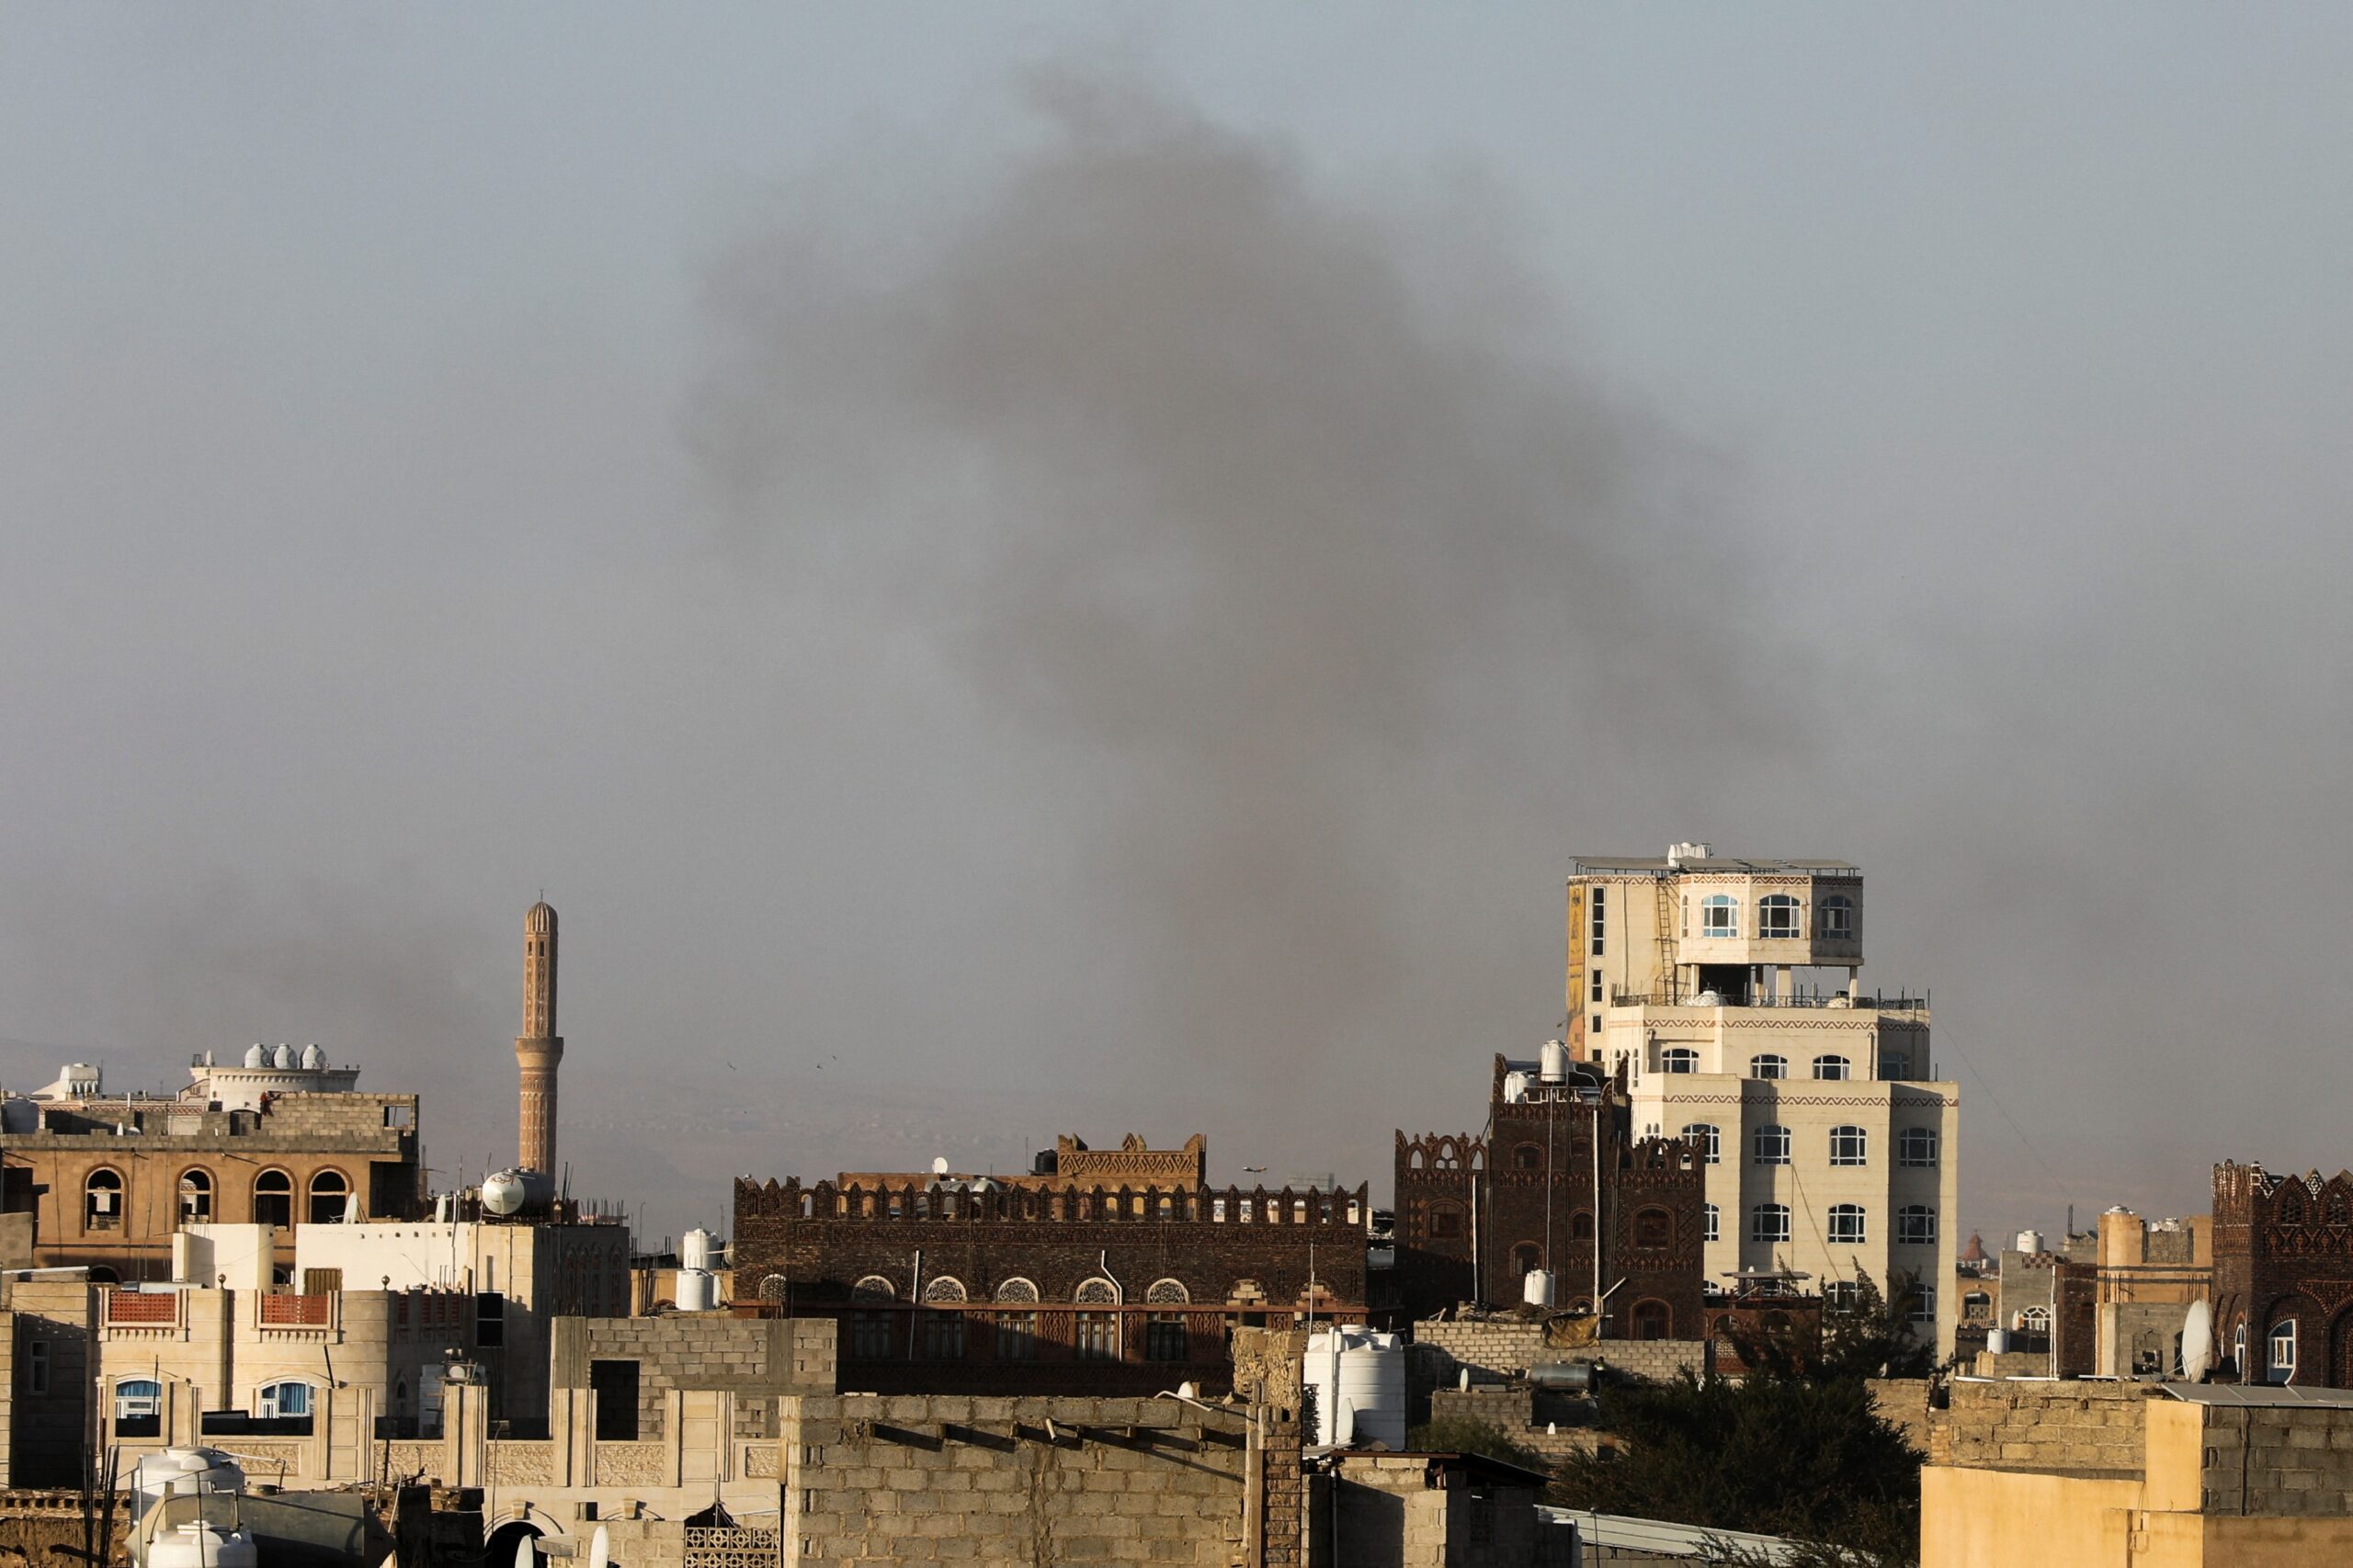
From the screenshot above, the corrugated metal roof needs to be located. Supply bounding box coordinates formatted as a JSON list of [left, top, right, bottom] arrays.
[[2163, 1383, 2353, 1408], [1538, 1507, 1811, 1562]]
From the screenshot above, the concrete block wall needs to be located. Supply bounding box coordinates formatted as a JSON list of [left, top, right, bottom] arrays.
[[1935, 1380, 2156, 1476], [1426, 1389, 1597, 1464], [2199, 1404, 2353, 1517]]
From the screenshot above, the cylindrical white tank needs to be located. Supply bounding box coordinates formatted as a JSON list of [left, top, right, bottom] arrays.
[[676, 1270, 720, 1312], [1522, 1269, 1556, 1309], [1987, 1329, 2011, 1354], [481, 1171, 529, 1215], [146, 1524, 257, 1568], [2015, 1230, 2045, 1255], [243, 1044, 267, 1069], [299, 1043, 324, 1070], [1539, 1040, 1568, 1085], [1502, 1071, 1529, 1105], [682, 1228, 718, 1271], [1303, 1328, 1405, 1449], [270, 1044, 294, 1070]]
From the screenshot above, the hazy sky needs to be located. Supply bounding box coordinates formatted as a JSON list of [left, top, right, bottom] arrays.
[[7, 6, 2353, 1248]]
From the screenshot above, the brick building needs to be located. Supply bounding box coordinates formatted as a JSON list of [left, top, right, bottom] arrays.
[[1393, 1052, 1705, 1337], [2212, 1160, 2353, 1387], [0, 1053, 424, 1283], [732, 1136, 1370, 1397]]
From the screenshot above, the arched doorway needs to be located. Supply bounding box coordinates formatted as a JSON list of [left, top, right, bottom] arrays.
[[484, 1520, 545, 1568]]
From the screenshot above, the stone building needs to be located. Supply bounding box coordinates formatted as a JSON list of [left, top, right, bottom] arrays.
[[2090, 1208, 2211, 1381], [516, 900, 563, 1177], [0, 1052, 424, 1282], [2211, 1160, 2353, 1388], [732, 1141, 1370, 1398], [1566, 846, 1961, 1352]]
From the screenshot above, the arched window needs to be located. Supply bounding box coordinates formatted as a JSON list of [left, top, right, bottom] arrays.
[[1074, 1279, 1119, 1360], [758, 1275, 789, 1302], [1757, 895, 1801, 938], [1818, 895, 1854, 938], [1511, 1243, 1541, 1276], [1897, 1205, 1938, 1246], [1569, 1210, 1596, 1242], [1630, 1300, 1671, 1340], [1633, 1208, 1672, 1249], [2278, 1189, 2308, 1225], [1812, 1055, 1851, 1081], [307, 1170, 349, 1225], [87, 1267, 119, 1284], [1701, 895, 1738, 937], [253, 1170, 293, 1228], [2270, 1319, 2299, 1383], [1897, 1128, 1939, 1167], [1828, 1204, 1867, 1244], [1428, 1201, 1465, 1242], [114, 1379, 161, 1437], [1145, 1278, 1189, 1305], [84, 1169, 123, 1231], [2018, 1305, 2051, 1333], [178, 1169, 212, 1222], [1750, 1054, 1787, 1080], [994, 1278, 1039, 1304], [921, 1276, 967, 1303], [1660, 1047, 1699, 1074], [1752, 1204, 1791, 1244], [2234, 1321, 2248, 1374], [1681, 1124, 1720, 1164], [1514, 1143, 1543, 1170], [851, 1275, 896, 1301], [1754, 1125, 1791, 1165], [257, 1381, 313, 1432], [1703, 1204, 1720, 1243], [1829, 1126, 1868, 1166], [1074, 1278, 1119, 1305]]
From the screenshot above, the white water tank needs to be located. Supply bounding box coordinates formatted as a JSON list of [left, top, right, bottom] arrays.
[[130, 1450, 245, 1555], [682, 1228, 719, 1271], [1303, 1328, 1405, 1449], [146, 1523, 256, 1568], [2015, 1230, 2045, 1256], [270, 1044, 294, 1070], [1522, 1269, 1556, 1309], [481, 1171, 529, 1216], [1502, 1072, 1529, 1105], [243, 1044, 267, 1069], [1540, 1039, 1568, 1085], [676, 1269, 720, 1312], [299, 1043, 324, 1071], [1987, 1329, 2010, 1354]]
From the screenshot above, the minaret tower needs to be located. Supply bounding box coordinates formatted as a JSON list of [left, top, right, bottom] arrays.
[[516, 900, 563, 1176]]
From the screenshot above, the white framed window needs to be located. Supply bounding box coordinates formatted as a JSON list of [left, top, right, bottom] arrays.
[[1590, 969, 1603, 1005], [1681, 1124, 1719, 1165], [115, 1378, 159, 1423], [1812, 1054, 1851, 1081], [1828, 1204, 1867, 1244], [1702, 895, 1737, 937], [1750, 1053, 1787, 1080], [1752, 1204, 1790, 1243], [1829, 1125, 1868, 1166], [1703, 1203, 1720, 1243], [1661, 1047, 1699, 1074], [1897, 1205, 1937, 1246], [1897, 1128, 1939, 1167], [258, 1381, 312, 1419], [1910, 1286, 1937, 1324], [1824, 1280, 1859, 1310], [1819, 895, 1854, 938], [1754, 1125, 1791, 1165], [1757, 894, 1801, 938], [1590, 887, 1606, 957], [2234, 1322, 2248, 1372], [2270, 1321, 2298, 1383]]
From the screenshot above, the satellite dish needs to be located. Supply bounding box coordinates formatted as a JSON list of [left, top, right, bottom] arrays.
[[2183, 1299, 2214, 1381], [586, 1526, 610, 1568], [511, 1535, 537, 1568]]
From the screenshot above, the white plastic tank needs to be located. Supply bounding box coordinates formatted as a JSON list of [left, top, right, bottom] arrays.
[[243, 1044, 267, 1068], [675, 1270, 720, 1312], [1987, 1329, 2010, 1354], [270, 1044, 294, 1070], [1522, 1269, 1556, 1309], [2015, 1230, 2045, 1256], [1303, 1328, 1406, 1449], [299, 1043, 324, 1070], [1502, 1072, 1529, 1105], [481, 1171, 529, 1215], [1539, 1039, 1568, 1085], [682, 1228, 719, 1272], [146, 1523, 256, 1568], [130, 1449, 245, 1557]]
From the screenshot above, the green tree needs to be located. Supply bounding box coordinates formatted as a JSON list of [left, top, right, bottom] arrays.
[[1404, 1415, 1547, 1474]]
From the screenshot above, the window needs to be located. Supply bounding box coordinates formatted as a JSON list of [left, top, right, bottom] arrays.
[[2234, 1322, 2248, 1374], [475, 1291, 505, 1347], [26, 1340, 48, 1397], [1819, 896, 1854, 938], [1589, 968, 1603, 1005], [848, 1314, 893, 1359], [1075, 1314, 1120, 1360], [2270, 1321, 2298, 1383], [1757, 894, 1801, 938], [1812, 1055, 1851, 1081], [1514, 1144, 1543, 1171], [1898, 1128, 1939, 1167], [1212, 1198, 1228, 1221], [2279, 1190, 2306, 1225], [1511, 1244, 1541, 1276], [258, 1381, 310, 1420], [1429, 1205, 1464, 1241], [1144, 1315, 1188, 1362], [1075, 1277, 1119, 1305], [920, 1312, 966, 1360], [851, 1275, 896, 1301], [1829, 1125, 1868, 1166], [308, 1170, 349, 1225], [1824, 1280, 1860, 1310], [1754, 1125, 1791, 1165], [1828, 1204, 1867, 1244], [178, 1170, 213, 1222], [995, 1278, 1039, 1304], [1702, 895, 1737, 937], [1752, 1204, 1791, 1243], [1897, 1205, 1938, 1246], [254, 1170, 293, 1228], [85, 1169, 123, 1231], [1703, 1204, 1719, 1243], [1910, 1286, 1937, 1324], [1633, 1208, 1672, 1249], [1630, 1301, 1670, 1341], [995, 1312, 1037, 1361], [922, 1277, 968, 1304], [590, 1360, 641, 1438], [114, 1379, 160, 1437], [1879, 1052, 1909, 1081], [1661, 1047, 1699, 1074], [1750, 1054, 1787, 1080], [1569, 1210, 1596, 1242], [1590, 887, 1606, 957], [1681, 1124, 1720, 1164]]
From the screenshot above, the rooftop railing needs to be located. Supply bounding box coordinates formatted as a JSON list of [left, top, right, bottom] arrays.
[[1612, 990, 1927, 1013]]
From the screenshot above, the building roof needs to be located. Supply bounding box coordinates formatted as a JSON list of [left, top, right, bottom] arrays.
[[1540, 1507, 1811, 1562], [1572, 856, 1859, 877], [2162, 1384, 2353, 1408]]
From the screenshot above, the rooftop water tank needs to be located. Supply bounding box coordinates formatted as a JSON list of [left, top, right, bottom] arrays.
[[1502, 1071, 1529, 1105], [270, 1044, 294, 1070], [675, 1270, 720, 1312], [145, 1523, 256, 1568], [299, 1043, 324, 1071], [682, 1228, 719, 1272], [1539, 1040, 1568, 1085], [1303, 1327, 1405, 1449], [1522, 1269, 1556, 1310], [481, 1171, 529, 1216], [2015, 1230, 2045, 1255], [243, 1044, 266, 1068]]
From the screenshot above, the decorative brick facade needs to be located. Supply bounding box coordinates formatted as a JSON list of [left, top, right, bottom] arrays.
[[2213, 1160, 2353, 1386]]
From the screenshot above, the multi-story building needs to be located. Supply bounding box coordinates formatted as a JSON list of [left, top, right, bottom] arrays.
[[0, 1052, 425, 1283], [1392, 1052, 1707, 1337], [1566, 845, 1961, 1352], [2212, 1160, 2353, 1387]]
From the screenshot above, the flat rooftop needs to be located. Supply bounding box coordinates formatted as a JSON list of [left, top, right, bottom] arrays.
[[1572, 856, 1859, 876]]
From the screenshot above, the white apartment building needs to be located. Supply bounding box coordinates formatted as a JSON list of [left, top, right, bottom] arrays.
[[1568, 845, 1961, 1354]]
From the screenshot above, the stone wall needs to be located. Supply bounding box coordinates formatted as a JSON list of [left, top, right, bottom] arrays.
[[1425, 1388, 1597, 1464], [554, 1316, 834, 1438], [779, 1392, 1296, 1566], [2196, 1403, 2353, 1516], [1863, 1377, 1933, 1458], [6, 1281, 96, 1489], [1932, 1379, 2156, 1475]]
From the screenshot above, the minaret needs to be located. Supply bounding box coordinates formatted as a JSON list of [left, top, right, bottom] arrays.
[[516, 901, 563, 1176]]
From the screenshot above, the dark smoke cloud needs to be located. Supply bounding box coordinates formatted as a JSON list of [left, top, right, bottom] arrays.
[[690, 71, 1794, 1094]]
